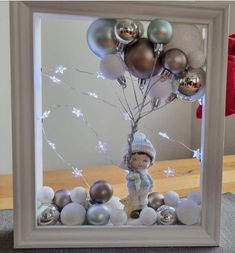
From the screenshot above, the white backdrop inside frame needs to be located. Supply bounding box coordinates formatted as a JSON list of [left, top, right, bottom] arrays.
[[41, 16, 206, 171]]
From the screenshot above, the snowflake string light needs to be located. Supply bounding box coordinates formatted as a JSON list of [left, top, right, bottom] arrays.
[[123, 112, 131, 121], [193, 148, 201, 160], [87, 92, 98, 99], [47, 141, 56, 150], [158, 132, 170, 140], [54, 65, 67, 74], [72, 107, 84, 118], [72, 168, 83, 177], [49, 75, 61, 84], [41, 110, 51, 120], [164, 167, 175, 177], [96, 141, 108, 153], [96, 71, 105, 79]]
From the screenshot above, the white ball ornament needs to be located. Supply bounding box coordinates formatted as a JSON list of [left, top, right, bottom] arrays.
[[105, 196, 124, 211], [60, 203, 86, 225], [164, 191, 180, 207], [110, 209, 127, 226], [70, 187, 87, 204], [139, 207, 157, 225], [176, 199, 201, 225], [188, 50, 206, 69], [99, 54, 126, 80], [37, 186, 55, 204], [187, 191, 202, 205]]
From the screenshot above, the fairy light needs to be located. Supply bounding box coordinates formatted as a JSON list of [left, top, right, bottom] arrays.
[[193, 149, 201, 160], [49, 75, 61, 84], [164, 167, 175, 177], [72, 168, 83, 177], [41, 110, 51, 120], [158, 132, 170, 140], [87, 92, 98, 99], [96, 71, 105, 79], [47, 140, 56, 150], [96, 141, 108, 154], [55, 65, 67, 74], [72, 107, 84, 118]]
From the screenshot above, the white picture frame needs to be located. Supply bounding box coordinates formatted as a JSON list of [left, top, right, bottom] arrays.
[[10, 1, 229, 248]]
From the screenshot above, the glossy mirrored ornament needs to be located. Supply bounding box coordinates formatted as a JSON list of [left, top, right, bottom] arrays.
[[87, 204, 110, 225], [38, 204, 60, 226], [162, 48, 188, 75], [87, 18, 117, 58], [156, 205, 177, 225], [148, 192, 164, 210], [173, 68, 206, 102], [114, 18, 139, 46], [89, 180, 113, 204], [124, 38, 162, 80]]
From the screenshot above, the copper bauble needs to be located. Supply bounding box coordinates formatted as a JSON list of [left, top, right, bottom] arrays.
[[124, 38, 162, 79], [148, 192, 164, 210], [53, 189, 71, 210], [89, 180, 113, 204]]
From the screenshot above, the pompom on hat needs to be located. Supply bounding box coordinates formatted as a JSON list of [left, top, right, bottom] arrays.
[[120, 132, 156, 170]]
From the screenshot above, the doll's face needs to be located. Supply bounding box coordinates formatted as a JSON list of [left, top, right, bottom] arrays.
[[130, 153, 151, 170]]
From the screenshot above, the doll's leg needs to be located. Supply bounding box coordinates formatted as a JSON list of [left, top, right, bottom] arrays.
[[138, 187, 150, 209], [128, 188, 140, 210]]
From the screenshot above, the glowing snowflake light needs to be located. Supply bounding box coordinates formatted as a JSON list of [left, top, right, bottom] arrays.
[[193, 149, 201, 160], [158, 132, 170, 140], [96, 141, 108, 153], [55, 65, 67, 74], [164, 167, 175, 177], [87, 92, 98, 99], [41, 110, 51, 120], [49, 76, 61, 84], [96, 71, 105, 79], [72, 168, 83, 177], [47, 141, 56, 150], [72, 107, 84, 118]]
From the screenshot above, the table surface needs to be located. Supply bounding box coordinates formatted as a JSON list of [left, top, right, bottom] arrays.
[[1, 155, 235, 209]]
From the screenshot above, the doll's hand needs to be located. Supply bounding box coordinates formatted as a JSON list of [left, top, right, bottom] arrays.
[[127, 172, 140, 180], [132, 173, 140, 180]]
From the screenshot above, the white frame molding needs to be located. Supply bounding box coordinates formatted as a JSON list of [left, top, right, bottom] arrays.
[[11, 1, 229, 248]]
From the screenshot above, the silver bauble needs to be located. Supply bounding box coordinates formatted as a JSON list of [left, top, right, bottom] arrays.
[[38, 204, 60, 226], [148, 192, 164, 210], [147, 19, 173, 44], [53, 189, 71, 210], [162, 48, 188, 74], [114, 19, 139, 45], [156, 205, 177, 225], [87, 18, 117, 58], [173, 68, 206, 102], [87, 204, 110, 225]]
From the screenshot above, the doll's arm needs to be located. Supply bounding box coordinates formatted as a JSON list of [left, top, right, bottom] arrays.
[[126, 172, 140, 180]]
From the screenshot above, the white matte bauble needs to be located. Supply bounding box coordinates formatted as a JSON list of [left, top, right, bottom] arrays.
[[70, 187, 87, 204], [105, 196, 124, 211], [187, 191, 202, 205], [60, 203, 86, 225], [148, 76, 174, 100], [99, 54, 126, 80], [176, 199, 201, 225], [188, 50, 206, 69], [110, 209, 127, 226], [139, 207, 157, 225], [164, 191, 180, 207], [37, 186, 55, 204], [164, 24, 202, 55]]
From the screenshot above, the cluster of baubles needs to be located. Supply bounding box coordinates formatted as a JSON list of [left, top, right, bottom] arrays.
[[87, 18, 206, 104], [37, 183, 201, 226]]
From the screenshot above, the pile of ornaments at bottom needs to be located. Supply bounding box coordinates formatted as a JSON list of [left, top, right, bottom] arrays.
[[37, 180, 201, 226]]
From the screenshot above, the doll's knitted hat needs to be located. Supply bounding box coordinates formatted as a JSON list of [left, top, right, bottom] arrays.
[[122, 132, 156, 163]]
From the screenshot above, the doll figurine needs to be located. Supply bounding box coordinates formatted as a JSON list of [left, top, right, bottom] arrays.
[[120, 132, 156, 218]]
